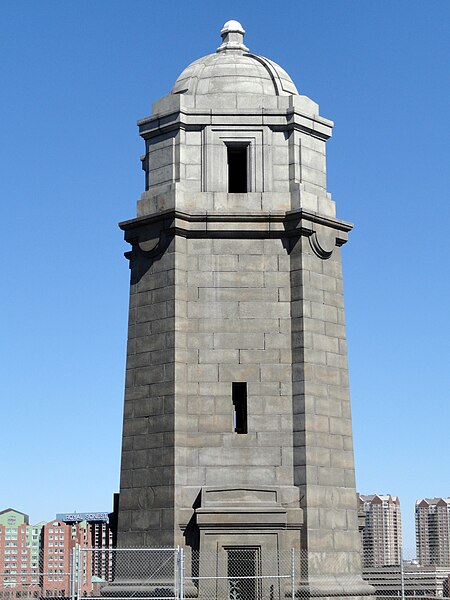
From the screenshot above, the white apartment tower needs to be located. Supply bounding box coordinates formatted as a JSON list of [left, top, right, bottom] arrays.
[[360, 495, 402, 567], [416, 498, 450, 567]]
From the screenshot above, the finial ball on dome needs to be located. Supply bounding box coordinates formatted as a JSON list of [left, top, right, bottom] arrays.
[[221, 20, 245, 35], [217, 19, 248, 53]]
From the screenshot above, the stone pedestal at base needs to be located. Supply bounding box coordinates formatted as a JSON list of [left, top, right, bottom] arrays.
[[297, 577, 375, 600]]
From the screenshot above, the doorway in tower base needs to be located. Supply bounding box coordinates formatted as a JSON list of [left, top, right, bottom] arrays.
[[226, 546, 261, 600], [192, 543, 296, 600]]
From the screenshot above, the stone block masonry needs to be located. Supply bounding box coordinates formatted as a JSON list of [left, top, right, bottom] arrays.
[[110, 18, 374, 600]]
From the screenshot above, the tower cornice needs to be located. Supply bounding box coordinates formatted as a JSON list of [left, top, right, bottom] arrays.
[[120, 208, 352, 234], [119, 208, 351, 263], [137, 98, 333, 141]]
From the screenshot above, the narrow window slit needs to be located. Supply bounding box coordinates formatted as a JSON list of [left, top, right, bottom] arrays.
[[227, 145, 248, 192], [232, 382, 247, 434]]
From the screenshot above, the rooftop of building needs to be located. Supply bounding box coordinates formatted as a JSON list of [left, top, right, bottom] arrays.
[[360, 494, 401, 505], [0, 508, 29, 526], [416, 497, 450, 507]]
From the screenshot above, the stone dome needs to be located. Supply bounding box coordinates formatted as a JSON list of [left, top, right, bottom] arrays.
[[171, 21, 298, 97]]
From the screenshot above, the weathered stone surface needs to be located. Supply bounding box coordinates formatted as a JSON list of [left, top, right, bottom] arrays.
[[112, 18, 372, 600]]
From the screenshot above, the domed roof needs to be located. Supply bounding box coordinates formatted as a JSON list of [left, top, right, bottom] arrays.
[[171, 21, 298, 97]]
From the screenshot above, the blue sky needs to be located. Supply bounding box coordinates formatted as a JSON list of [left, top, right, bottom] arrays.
[[1, 0, 449, 552]]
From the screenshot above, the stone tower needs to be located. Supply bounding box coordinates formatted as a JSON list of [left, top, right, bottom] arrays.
[[116, 20, 373, 600]]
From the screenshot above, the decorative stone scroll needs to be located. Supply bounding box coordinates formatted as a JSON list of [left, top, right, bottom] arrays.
[[309, 223, 337, 259]]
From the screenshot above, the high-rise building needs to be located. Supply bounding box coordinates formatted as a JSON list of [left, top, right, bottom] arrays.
[[0, 508, 113, 599], [56, 512, 114, 581], [0, 508, 43, 599], [359, 495, 402, 567], [41, 518, 91, 598], [416, 498, 450, 567]]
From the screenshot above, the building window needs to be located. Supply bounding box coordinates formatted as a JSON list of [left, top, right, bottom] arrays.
[[232, 382, 248, 434], [227, 144, 248, 193]]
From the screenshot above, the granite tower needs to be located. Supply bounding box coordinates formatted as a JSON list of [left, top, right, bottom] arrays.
[[115, 20, 373, 600]]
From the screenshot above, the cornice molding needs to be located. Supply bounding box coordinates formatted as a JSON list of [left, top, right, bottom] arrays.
[[120, 208, 352, 260]]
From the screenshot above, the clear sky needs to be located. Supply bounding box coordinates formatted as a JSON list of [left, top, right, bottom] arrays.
[[1, 0, 449, 554]]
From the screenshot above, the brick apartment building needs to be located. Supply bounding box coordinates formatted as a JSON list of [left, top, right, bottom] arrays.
[[0, 508, 42, 599], [56, 513, 114, 582], [40, 519, 92, 598], [0, 508, 115, 599]]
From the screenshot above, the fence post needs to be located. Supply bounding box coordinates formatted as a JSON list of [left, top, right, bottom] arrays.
[[400, 546, 405, 600], [76, 545, 82, 600], [180, 546, 184, 600], [70, 546, 76, 600], [175, 547, 180, 600], [291, 548, 295, 600]]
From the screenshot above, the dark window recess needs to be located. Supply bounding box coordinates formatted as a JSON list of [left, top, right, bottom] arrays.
[[232, 382, 247, 434], [227, 145, 248, 192], [226, 547, 260, 600]]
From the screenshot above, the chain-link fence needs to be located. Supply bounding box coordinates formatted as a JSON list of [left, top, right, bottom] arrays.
[[0, 548, 71, 600], [1, 546, 450, 600], [76, 547, 295, 600], [188, 548, 294, 600], [361, 546, 450, 599], [80, 548, 179, 600]]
